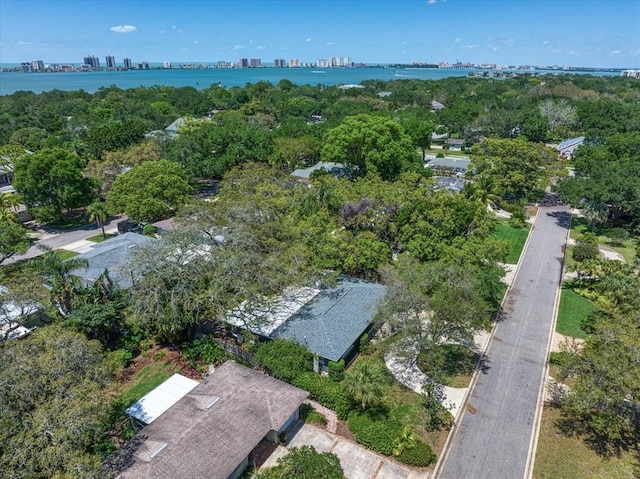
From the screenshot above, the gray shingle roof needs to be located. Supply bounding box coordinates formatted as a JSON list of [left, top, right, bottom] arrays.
[[290, 161, 347, 181], [105, 361, 308, 479], [272, 278, 387, 362], [425, 156, 471, 172], [73, 232, 153, 288]]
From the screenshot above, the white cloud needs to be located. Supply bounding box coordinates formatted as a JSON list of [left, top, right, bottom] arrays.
[[569, 50, 579, 55], [194, 40, 199, 44], [256, 44, 266, 50], [463, 44, 478, 49], [110, 25, 136, 33], [327, 41, 335, 46], [428, 0, 437, 4], [609, 49, 621, 55], [454, 37, 462, 43], [305, 37, 312, 43], [400, 41, 407, 46], [543, 40, 550, 45], [233, 45, 245, 50]]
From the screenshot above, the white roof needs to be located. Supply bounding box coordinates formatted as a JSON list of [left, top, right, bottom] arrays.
[[126, 373, 199, 425]]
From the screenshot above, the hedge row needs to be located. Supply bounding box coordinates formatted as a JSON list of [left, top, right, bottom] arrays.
[[293, 372, 354, 420]]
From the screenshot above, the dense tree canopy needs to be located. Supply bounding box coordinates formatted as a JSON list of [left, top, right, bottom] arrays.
[[321, 114, 419, 181], [0, 326, 112, 479], [107, 159, 192, 222], [12, 147, 96, 221]]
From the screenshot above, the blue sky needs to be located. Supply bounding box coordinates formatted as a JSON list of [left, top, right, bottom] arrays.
[[1, 0, 639, 67]]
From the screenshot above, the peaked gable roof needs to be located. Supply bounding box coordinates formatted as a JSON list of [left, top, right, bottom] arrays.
[[272, 278, 387, 361], [558, 136, 585, 150], [106, 361, 308, 479]]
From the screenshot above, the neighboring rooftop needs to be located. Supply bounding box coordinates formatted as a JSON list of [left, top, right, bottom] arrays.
[[424, 155, 471, 173], [126, 374, 200, 425], [557, 136, 585, 150], [73, 232, 153, 288], [106, 361, 308, 479], [431, 100, 445, 110], [290, 161, 348, 182], [434, 176, 467, 194]]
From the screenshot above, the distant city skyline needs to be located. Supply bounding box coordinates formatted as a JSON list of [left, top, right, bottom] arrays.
[[1, 0, 639, 68]]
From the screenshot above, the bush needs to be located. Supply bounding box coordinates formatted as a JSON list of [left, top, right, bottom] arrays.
[[328, 359, 345, 382], [549, 351, 572, 366], [396, 440, 436, 467], [255, 339, 313, 383], [436, 152, 445, 158], [107, 348, 133, 369], [293, 372, 354, 419], [359, 333, 370, 354], [181, 336, 225, 367], [347, 409, 402, 456], [572, 240, 600, 262], [508, 207, 527, 228], [142, 224, 157, 236]]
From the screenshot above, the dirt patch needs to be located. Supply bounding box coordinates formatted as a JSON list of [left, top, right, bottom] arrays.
[[335, 420, 356, 442], [115, 344, 200, 385], [551, 332, 585, 353], [466, 403, 477, 414]]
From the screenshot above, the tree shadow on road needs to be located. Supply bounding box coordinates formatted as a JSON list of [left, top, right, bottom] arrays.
[[546, 210, 571, 229]]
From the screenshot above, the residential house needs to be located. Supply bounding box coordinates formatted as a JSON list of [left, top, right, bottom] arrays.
[[73, 232, 153, 288], [434, 176, 467, 194], [445, 138, 465, 152], [430, 100, 445, 111], [424, 155, 471, 175], [226, 277, 387, 373], [290, 161, 349, 184], [557, 136, 585, 158], [105, 361, 308, 479]]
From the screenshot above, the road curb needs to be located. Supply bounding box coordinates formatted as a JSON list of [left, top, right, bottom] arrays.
[[523, 210, 572, 479], [432, 208, 540, 478]]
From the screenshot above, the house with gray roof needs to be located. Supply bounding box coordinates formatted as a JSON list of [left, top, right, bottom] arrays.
[[290, 161, 349, 184], [73, 232, 153, 288], [557, 136, 585, 158], [226, 277, 387, 373], [105, 361, 308, 479], [424, 155, 471, 175]]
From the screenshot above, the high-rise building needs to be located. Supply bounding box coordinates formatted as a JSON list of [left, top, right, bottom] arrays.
[[249, 58, 261, 67], [162, 61, 171, 69], [105, 55, 116, 68], [31, 60, 45, 71], [317, 59, 329, 68], [288, 58, 300, 68], [273, 58, 286, 68], [83, 55, 100, 68], [238, 58, 249, 68], [138, 61, 149, 70], [123, 57, 132, 69], [20, 62, 32, 72]]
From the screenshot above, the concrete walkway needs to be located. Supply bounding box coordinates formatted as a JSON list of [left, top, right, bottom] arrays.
[[262, 423, 430, 479], [436, 204, 571, 479]]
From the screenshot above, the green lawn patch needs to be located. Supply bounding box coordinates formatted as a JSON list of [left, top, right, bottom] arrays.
[[534, 405, 637, 479], [490, 220, 530, 264], [54, 249, 79, 260], [119, 362, 179, 408], [570, 217, 637, 263], [417, 344, 479, 388], [86, 233, 116, 243], [556, 284, 594, 339]]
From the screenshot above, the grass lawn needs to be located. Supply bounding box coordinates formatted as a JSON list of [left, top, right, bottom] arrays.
[[54, 248, 79, 260], [119, 361, 179, 408], [417, 344, 479, 388], [86, 233, 116, 243], [534, 405, 638, 479], [570, 217, 637, 263], [490, 220, 531, 264], [556, 284, 594, 339]]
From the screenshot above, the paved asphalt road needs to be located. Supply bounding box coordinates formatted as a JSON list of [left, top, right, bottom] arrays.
[[1, 216, 127, 265], [438, 204, 571, 479]]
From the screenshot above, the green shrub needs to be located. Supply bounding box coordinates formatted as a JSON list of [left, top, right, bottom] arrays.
[[508, 207, 527, 228], [573, 237, 600, 262], [256, 339, 313, 383], [436, 152, 444, 158], [293, 372, 354, 419], [181, 336, 225, 367], [107, 348, 133, 368], [396, 440, 436, 467], [152, 351, 166, 361], [549, 351, 572, 366], [347, 410, 402, 456], [142, 224, 157, 236], [359, 333, 370, 353], [328, 359, 345, 382]]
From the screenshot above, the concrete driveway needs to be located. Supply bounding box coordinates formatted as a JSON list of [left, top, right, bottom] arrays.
[[261, 423, 429, 479]]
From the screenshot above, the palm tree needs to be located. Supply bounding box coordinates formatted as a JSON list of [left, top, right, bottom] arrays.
[[343, 361, 386, 411], [87, 200, 109, 238], [34, 246, 89, 316], [0, 192, 21, 222]]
